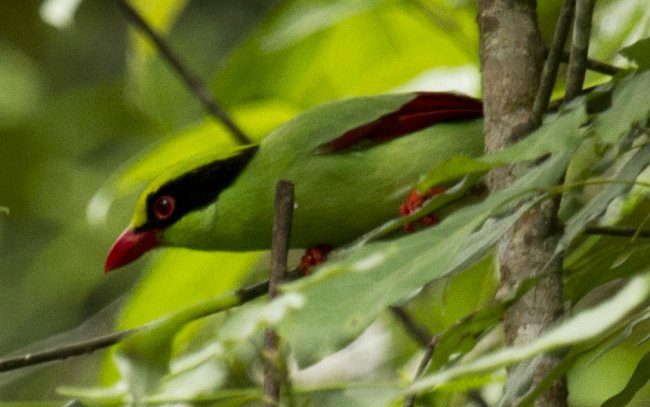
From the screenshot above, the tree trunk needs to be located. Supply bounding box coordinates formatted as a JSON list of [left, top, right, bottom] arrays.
[[477, 1, 568, 406]]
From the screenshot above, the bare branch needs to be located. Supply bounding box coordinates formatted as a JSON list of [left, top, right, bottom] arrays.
[[115, 0, 252, 145], [533, 0, 576, 126], [565, 0, 596, 102], [403, 336, 440, 407], [584, 225, 650, 238], [0, 275, 297, 373], [264, 180, 295, 407], [0, 328, 140, 373], [576, 54, 621, 76], [388, 306, 432, 347]]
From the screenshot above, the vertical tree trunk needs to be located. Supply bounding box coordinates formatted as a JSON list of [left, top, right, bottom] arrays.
[[477, 1, 568, 406]]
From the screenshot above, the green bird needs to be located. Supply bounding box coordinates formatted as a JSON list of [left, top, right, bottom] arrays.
[[105, 92, 484, 272]]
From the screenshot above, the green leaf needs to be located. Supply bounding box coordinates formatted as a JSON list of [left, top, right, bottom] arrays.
[[558, 137, 604, 222], [591, 71, 650, 145], [417, 157, 494, 192], [559, 144, 650, 261], [428, 271, 542, 374], [562, 145, 650, 300], [58, 382, 128, 405], [601, 350, 650, 407], [620, 37, 650, 70], [279, 153, 570, 366], [591, 0, 650, 64], [0, 206, 7, 215], [261, 0, 385, 50], [588, 309, 650, 365], [217, 293, 304, 345], [418, 103, 586, 191], [214, 1, 478, 109], [143, 387, 261, 406], [411, 272, 650, 393]]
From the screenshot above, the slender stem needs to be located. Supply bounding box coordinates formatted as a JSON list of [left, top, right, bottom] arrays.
[[0, 328, 141, 373], [565, 0, 596, 102], [264, 181, 295, 407], [403, 336, 440, 407], [115, 0, 252, 145], [576, 54, 621, 76], [0, 276, 293, 373], [532, 0, 576, 126], [584, 226, 650, 238], [389, 306, 432, 347]]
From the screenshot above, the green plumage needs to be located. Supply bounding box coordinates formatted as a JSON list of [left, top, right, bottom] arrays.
[[155, 93, 484, 251]]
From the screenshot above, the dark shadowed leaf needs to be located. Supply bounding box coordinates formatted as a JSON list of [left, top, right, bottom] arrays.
[[620, 37, 650, 70], [601, 350, 650, 407]]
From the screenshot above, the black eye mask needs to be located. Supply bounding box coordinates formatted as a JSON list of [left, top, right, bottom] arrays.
[[138, 145, 259, 231]]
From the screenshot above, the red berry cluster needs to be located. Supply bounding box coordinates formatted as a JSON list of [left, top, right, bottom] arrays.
[[399, 187, 446, 232], [300, 244, 333, 275]]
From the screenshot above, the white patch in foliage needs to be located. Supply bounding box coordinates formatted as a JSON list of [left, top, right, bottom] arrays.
[[395, 65, 481, 97], [353, 253, 386, 272], [219, 293, 305, 343], [292, 320, 392, 386], [40, 0, 83, 28], [86, 190, 111, 226], [265, 293, 305, 321]]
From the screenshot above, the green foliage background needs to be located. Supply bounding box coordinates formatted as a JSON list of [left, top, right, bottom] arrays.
[[1, 0, 649, 406]]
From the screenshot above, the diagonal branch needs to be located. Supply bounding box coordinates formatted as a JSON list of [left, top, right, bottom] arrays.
[[389, 306, 432, 348], [532, 0, 576, 126], [403, 335, 440, 407], [584, 226, 650, 238], [565, 0, 597, 102], [0, 278, 276, 373], [0, 328, 140, 373], [115, 0, 252, 145], [557, 50, 621, 76]]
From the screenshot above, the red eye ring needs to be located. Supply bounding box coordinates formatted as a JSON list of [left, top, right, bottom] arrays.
[[153, 195, 176, 221]]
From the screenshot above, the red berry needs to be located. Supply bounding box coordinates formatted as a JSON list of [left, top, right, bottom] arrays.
[[300, 244, 333, 275]]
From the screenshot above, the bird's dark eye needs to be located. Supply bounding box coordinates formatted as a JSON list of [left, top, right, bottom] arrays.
[[153, 195, 176, 221]]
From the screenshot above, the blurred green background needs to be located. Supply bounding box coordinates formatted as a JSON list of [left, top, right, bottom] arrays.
[[1, 0, 649, 403]]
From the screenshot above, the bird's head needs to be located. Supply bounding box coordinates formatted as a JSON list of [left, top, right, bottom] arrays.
[[104, 145, 258, 273]]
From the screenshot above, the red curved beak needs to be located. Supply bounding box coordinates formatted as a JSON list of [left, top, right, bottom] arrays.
[[105, 227, 160, 273]]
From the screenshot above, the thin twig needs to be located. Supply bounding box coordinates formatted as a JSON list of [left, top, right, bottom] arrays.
[[584, 226, 650, 239], [555, 50, 621, 76], [115, 0, 252, 145], [532, 0, 576, 126], [403, 336, 440, 407], [0, 328, 140, 373], [0, 275, 298, 373], [264, 181, 295, 407], [580, 54, 621, 76], [389, 306, 432, 347], [565, 0, 596, 102]]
